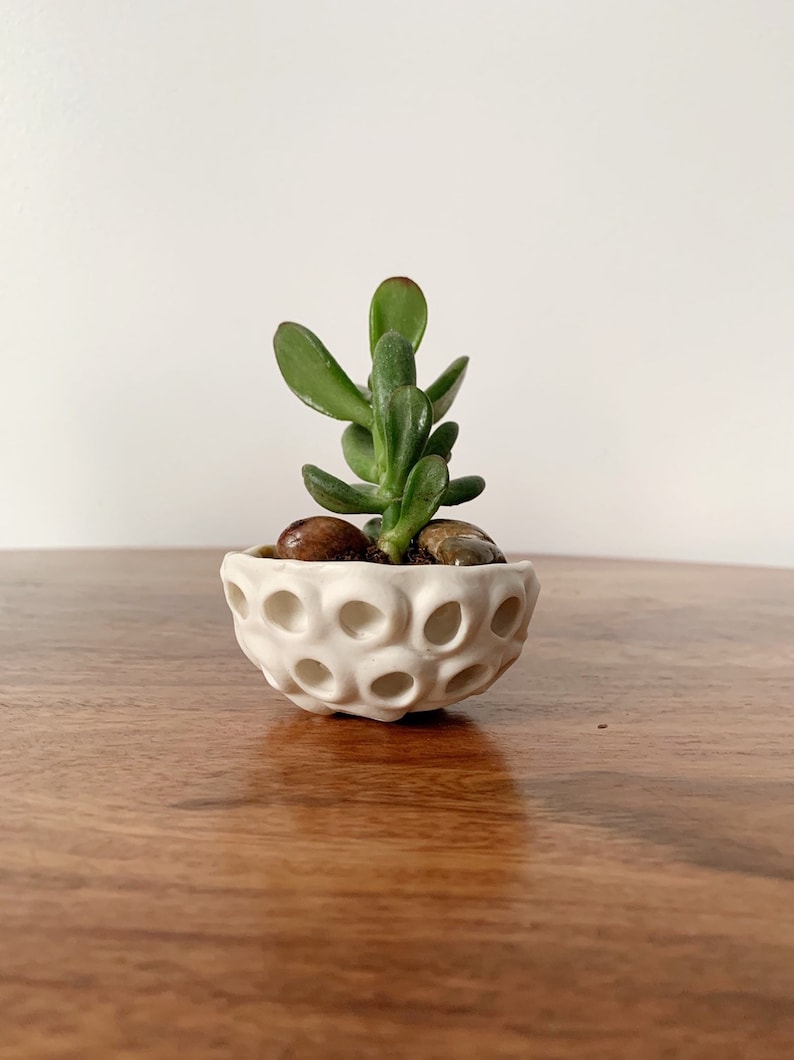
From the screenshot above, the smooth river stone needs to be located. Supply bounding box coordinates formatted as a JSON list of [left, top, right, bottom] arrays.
[[436, 536, 506, 566], [276, 517, 370, 562], [415, 519, 494, 556]]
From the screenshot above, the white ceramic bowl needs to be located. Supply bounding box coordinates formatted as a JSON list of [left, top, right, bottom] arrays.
[[221, 546, 540, 723]]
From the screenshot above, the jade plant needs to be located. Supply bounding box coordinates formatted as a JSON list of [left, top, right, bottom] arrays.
[[273, 277, 490, 564]]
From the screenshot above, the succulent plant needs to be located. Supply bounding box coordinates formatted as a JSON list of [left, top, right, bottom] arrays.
[[273, 278, 484, 564]]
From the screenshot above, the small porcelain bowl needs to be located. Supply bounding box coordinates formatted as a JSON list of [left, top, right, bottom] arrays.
[[221, 546, 540, 723]]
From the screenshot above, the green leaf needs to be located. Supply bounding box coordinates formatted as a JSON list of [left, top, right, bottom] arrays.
[[302, 464, 388, 514], [341, 424, 378, 484], [369, 277, 427, 356], [383, 386, 433, 496], [400, 455, 449, 525], [378, 455, 449, 561], [423, 420, 459, 462], [426, 356, 469, 422], [274, 322, 373, 428], [380, 500, 401, 538], [442, 475, 485, 506], [362, 516, 382, 542], [370, 330, 416, 447], [353, 482, 385, 500]]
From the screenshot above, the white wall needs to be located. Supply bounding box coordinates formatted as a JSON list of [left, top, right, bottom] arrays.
[[2, 0, 793, 565]]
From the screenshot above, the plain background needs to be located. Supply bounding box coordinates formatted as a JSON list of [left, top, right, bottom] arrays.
[[2, 0, 793, 566]]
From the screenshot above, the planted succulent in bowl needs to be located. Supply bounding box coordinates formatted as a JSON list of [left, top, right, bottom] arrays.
[[271, 276, 498, 565], [221, 278, 540, 721]]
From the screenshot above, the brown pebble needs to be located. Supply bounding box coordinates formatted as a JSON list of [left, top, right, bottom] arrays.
[[415, 519, 494, 555], [437, 536, 506, 566], [415, 520, 505, 565], [276, 517, 370, 562], [597, 723, 608, 729]]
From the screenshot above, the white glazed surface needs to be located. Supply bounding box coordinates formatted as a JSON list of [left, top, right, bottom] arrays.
[[220, 547, 540, 722]]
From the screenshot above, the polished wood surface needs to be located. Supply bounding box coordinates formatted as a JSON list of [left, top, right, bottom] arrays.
[[1, 550, 793, 1059]]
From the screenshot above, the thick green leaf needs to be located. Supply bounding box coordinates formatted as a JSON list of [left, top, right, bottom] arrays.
[[400, 455, 449, 525], [341, 424, 378, 484], [362, 516, 382, 542], [383, 386, 433, 496], [370, 330, 416, 443], [302, 464, 388, 514], [353, 483, 385, 500], [426, 356, 469, 422], [369, 277, 427, 355], [378, 455, 449, 561], [423, 420, 459, 462], [274, 322, 373, 428], [442, 475, 485, 506]]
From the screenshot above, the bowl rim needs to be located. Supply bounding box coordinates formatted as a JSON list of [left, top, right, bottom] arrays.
[[222, 544, 536, 575]]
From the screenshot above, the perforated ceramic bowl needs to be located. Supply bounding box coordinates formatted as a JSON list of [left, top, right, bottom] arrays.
[[221, 546, 540, 723]]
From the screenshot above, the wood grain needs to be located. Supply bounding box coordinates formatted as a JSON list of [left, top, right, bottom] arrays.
[[1, 550, 793, 1059]]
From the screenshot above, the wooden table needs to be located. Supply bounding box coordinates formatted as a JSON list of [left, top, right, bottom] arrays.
[[1, 551, 793, 1059]]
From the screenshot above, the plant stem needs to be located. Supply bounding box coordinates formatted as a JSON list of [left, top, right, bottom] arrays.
[[372, 428, 385, 478], [378, 501, 404, 563], [378, 537, 403, 564]]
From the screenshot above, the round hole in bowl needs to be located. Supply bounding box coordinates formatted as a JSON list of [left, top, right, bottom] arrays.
[[264, 590, 308, 633], [491, 596, 522, 638], [226, 582, 249, 620], [445, 664, 488, 696], [340, 600, 386, 639], [424, 601, 462, 646], [371, 672, 414, 700], [294, 658, 334, 694]]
